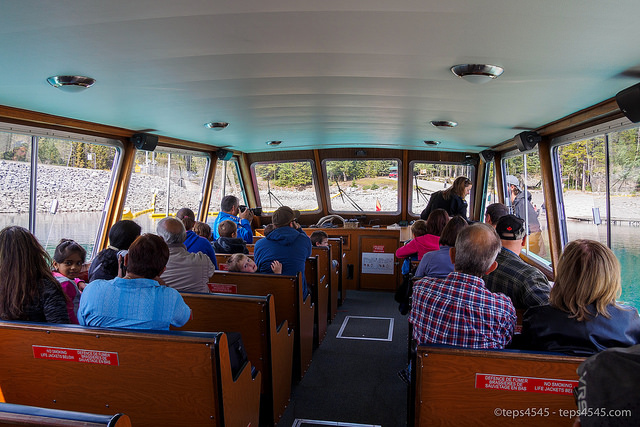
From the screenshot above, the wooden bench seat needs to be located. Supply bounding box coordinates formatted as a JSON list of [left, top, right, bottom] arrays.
[[0, 402, 130, 427], [0, 321, 261, 427], [174, 292, 294, 426], [215, 251, 329, 348], [209, 271, 314, 380], [413, 345, 585, 426]]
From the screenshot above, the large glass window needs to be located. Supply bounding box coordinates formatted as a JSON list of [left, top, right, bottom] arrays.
[[0, 130, 31, 229], [325, 159, 399, 213], [0, 125, 121, 257], [553, 122, 640, 308], [208, 159, 246, 215], [503, 151, 551, 265], [409, 162, 474, 216], [482, 160, 498, 217], [127, 149, 209, 234], [253, 160, 319, 213]]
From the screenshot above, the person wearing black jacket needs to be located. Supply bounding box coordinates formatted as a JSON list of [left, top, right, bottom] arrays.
[[421, 176, 472, 221]]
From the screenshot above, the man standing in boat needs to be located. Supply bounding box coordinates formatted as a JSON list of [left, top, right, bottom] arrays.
[[506, 175, 546, 257]]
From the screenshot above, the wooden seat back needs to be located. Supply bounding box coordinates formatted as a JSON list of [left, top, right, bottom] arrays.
[[312, 246, 336, 322], [209, 271, 313, 380], [0, 321, 261, 427], [174, 293, 293, 425], [305, 255, 327, 346], [414, 345, 584, 426], [327, 238, 345, 305]]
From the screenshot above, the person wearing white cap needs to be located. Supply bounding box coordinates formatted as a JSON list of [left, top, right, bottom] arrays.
[[505, 175, 545, 256]]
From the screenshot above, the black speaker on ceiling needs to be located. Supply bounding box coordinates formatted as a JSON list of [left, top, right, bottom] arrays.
[[130, 133, 158, 151], [514, 131, 541, 152], [216, 149, 233, 161], [479, 150, 495, 163], [616, 82, 640, 123]]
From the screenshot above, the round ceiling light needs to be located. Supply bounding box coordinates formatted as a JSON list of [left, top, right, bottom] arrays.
[[424, 140, 441, 146], [431, 120, 458, 129], [266, 140, 282, 146], [46, 75, 96, 92], [450, 64, 504, 83], [204, 122, 229, 130]]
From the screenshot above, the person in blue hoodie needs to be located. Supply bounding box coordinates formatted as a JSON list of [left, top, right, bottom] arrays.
[[254, 206, 312, 297], [176, 207, 217, 269]]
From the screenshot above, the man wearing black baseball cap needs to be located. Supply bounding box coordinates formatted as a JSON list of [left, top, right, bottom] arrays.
[[483, 214, 551, 309], [254, 206, 312, 297]]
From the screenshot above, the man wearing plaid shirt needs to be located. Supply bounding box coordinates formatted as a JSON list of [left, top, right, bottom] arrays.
[[409, 223, 516, 349]]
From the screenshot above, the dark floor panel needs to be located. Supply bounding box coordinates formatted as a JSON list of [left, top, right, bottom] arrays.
[[293, 419, 381, 427], [337, 316, 393, 341]]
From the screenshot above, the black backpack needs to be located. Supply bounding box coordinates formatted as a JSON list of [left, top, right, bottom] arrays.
[[394, 273, 414, 315]]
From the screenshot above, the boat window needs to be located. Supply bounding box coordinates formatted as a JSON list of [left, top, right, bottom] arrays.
[[409, 162, 474, 216], [127, 149, 209, 234], [553, 121, 640, 309], [324, 159, 399, 213], [0, 130, 31, 230], [0, 125, 121, 257], [252, 160, 320, 213], [502, 150, 552, 266], [208, 159, 246, 215], [481, 160, 498, 219]]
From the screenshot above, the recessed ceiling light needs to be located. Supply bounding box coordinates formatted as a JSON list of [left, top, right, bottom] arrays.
[[46, 75, 96, 92], [424, 140, 441, 146], [431, 120, 458, 129], [450, 64, 504, 83], [204, 122, 229, 130], [266, 140, 282, 146]]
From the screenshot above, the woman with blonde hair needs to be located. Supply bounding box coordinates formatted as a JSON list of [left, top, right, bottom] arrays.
[[0, 226, 69, 323], [420, 176, 472, 221], [518, 239, 640, 355]]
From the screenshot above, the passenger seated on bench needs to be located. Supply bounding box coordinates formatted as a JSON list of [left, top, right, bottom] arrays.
[[176, 208, 217, 269], [409, 223, 516, 348], [254, 206, 312, 297], [157, 217, 214, 294], [227, 253, 282, 274], [89, 220, 141, 282], [396, 210, 448, 261], [397, 210, 449, 275], [310, 230, 329, 247], [263, 223, 275, 236], [214, 220, 249, 254], [0, 226, 70, 324], [193, 221, 213, 242], [483, 215, 551, 309], [52, 239, 87, 324], [517, 239, 640, 355], [78, 233, 191, 330], [483, 202, 509, 227], [414, 216, 467, 279]]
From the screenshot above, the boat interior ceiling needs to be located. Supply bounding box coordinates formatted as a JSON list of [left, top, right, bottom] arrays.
[[2, 1, 640, 154]]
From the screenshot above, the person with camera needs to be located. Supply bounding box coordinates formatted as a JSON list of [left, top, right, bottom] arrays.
[[211, 195, 254, 244]]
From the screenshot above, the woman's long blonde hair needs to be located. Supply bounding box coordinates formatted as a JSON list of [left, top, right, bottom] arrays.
[[0, 226, 60, 320], [550, 239, 621, 321]]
